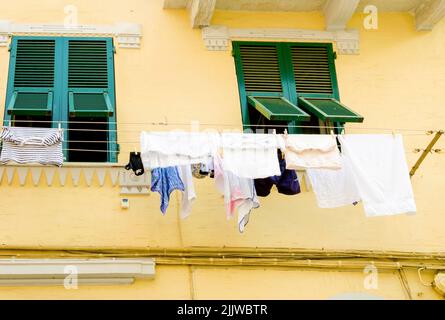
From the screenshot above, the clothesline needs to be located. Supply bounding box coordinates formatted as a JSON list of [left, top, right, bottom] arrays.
[[0, 126, 440, 135], [60, 148, 420, 154], [58, 133, 431, 144], [2, 119, 441, 133]]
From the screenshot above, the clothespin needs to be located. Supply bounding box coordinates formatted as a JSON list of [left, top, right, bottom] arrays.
[[58, 122, 62, 131], [392, 130, 396, 138], [330, 129, 335, 137], [8, 120, 11, 127]]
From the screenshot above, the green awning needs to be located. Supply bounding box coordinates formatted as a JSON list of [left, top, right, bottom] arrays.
[[69, 91, 113, 117], [298, 97, 364, 123], [248, 96, 310, 122], [7, 91, 53, 116]]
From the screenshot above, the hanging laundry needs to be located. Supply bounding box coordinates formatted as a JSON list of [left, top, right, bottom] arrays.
[[214, 154, 259, 233], [150, 166, 185, 215], [177, 165, 197, 219], [0, 126, 64, 166], [221, 132, 285, 179], [140, 131, 220, 169], [192, 159, 215, 179], [339, 134, 417, 217], [124, 152, 145, 176], [255, 150, 301, 197], [306, 154, 361, 208], [191, 163, 207, 179], [284, 134, 342, 170]]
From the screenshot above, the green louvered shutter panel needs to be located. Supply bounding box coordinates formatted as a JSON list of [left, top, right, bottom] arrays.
[[238, 44, 283, 93], [6, 39, 56, 116], [289, 44, 363, 124], [290, 44, 338, 98], [235, 43, 310, 124], [67, 39, 114, 117]]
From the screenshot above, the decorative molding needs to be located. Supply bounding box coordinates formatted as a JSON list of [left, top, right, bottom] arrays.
[[6, 167, 14, 185], [58, 167, 68, 186], [119, 170, 150, 195], [189, 0, 216, 28], [17, 167, 27, 186], [0, 165, 148, 188], [163, 0, 188, 9], [30, 167, 42, 186], [0, 20, 142, 48], [323, 0, 360, 31], [415, 0, 445, 31], [0, 258, 155, 286], [109, 168, 120, 186], [45, 167, 56, 186], [202, 25, 360, 54], [202, 25, 230, 50], [83, 168, 95, 186], [164, 0, 215, 28]]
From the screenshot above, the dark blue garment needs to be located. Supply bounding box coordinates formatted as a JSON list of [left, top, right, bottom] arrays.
[[254, 151, 300, 197], [151, 167, 185, 214]]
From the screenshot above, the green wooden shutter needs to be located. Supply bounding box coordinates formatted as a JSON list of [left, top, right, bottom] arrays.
[[6, 38, 56, 116], [290, 44, 337, 98], [289, 43, 363, 124], [64, 37, 117, 163], [234, 42, 310, 125], [67, 39, 114, 117], [239, 44, 283, 93]]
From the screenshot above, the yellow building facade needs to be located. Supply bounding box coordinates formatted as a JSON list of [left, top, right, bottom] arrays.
[[0, 0, 444, 299]]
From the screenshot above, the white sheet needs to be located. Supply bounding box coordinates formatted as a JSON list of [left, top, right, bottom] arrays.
[[307, 155, 361, 209], [339, 134, 416, 217], [177, 165, 197, 219]]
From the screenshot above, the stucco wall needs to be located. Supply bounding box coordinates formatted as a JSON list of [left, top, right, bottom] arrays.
[[0, 0, 444, 299]]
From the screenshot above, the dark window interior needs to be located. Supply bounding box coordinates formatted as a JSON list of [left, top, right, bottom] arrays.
[[12, 115, 52, 128], [68, 117, 108, 162], [247, 107, 289, 134]]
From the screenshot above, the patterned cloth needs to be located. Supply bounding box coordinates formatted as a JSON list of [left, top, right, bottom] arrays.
[[0, 126, 64, 166], [150, 166, 185, 214]]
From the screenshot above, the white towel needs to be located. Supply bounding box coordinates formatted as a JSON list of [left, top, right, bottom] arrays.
[[285, 134, 342, 170], [0, 127, 64, 166], [307, 154, 361, 209], [339, 134, 416, 217], [177, 165, 197, 219], [140, 131, 220, 169], [221, 133, 285, 179]]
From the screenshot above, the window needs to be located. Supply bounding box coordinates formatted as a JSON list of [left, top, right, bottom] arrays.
[[233, 42, 363, 134], [4, 37, 118, 162]]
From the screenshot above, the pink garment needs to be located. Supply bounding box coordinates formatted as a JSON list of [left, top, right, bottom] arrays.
[[213, 154, 259, 233]]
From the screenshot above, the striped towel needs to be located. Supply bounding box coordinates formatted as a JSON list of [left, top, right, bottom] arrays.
[[0, 127, 64, 166]]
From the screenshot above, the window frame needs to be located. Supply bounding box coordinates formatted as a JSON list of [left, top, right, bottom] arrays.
[[3, 36, 118, 163], [233, 41, 343, 134]]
